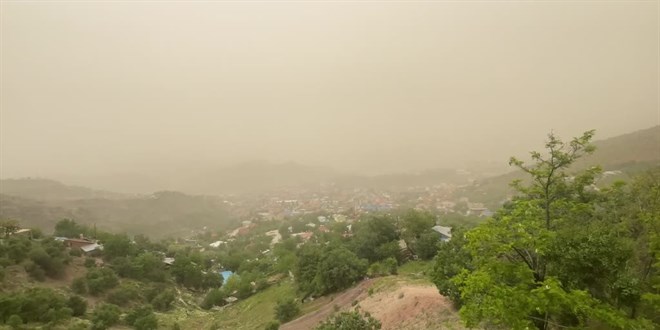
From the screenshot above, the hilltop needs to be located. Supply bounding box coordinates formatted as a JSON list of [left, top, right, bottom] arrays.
[[0, 178, 127, 201], [456, 126, 660, 207]]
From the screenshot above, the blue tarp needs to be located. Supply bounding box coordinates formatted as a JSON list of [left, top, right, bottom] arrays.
[[220, 270, 233, 284]]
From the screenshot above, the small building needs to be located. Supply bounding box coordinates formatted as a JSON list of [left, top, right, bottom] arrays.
[[163, 257, 175, 266], [64, 238, 95, 249], [431, 225, 452, 242], [80, 243, 103, 253]]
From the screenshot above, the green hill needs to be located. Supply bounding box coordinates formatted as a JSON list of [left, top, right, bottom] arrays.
[[456, 126, 660, 208]]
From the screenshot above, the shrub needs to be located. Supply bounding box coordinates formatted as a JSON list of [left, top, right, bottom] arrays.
[[201, 288, 226, 310], [315, 311, 381, 330], [86, 268, 119, 295], [68, 295, 88, 317], [275, 298, 300, 323], [71, 277, 88, 295], [106, 283, 140, 305], [125, 305, 154, 327], [84, 257, 97, 268], [24, 261, 46, 281], [70, 248, 83, 257], [91, 303, 121, 330], [151, 289, 176, 311], [7, 315, 23, 329], [264, 320, 280, 330]]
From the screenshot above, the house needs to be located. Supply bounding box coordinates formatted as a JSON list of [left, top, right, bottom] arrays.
[[209, 241, 226, 248], [431, 225, 452, 242], [163, 257, 175, 266], [80, 243, 103, 253], [64, 238, 95, 249]]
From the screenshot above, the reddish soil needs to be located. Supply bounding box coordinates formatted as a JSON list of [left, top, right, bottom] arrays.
[[281, 279, 463, 330], [280, 279, 375, 330]]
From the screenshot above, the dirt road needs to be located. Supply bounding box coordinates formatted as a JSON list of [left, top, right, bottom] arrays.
[[280, 279, 375, 330]]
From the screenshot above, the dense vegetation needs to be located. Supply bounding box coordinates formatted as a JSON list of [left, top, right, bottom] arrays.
[[432, 131, 659, 329]]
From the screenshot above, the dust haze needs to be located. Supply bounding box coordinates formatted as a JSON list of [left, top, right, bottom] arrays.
[[1, 2, 658, 192]]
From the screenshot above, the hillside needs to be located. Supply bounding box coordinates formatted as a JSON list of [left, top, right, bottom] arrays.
[[456, 126, 660, 208], [0, 178, 126, 201], [0, 191, 237, 237]]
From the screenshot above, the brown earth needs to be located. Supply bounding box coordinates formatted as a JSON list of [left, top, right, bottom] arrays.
[[281, 278, 464, 330], [358, 283, 465, 330], [280, 279, 375, 330]]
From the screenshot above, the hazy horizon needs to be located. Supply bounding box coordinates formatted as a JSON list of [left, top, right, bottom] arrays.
[[2, 2, 659, 190]]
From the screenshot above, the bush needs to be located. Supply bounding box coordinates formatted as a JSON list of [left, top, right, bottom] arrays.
[[71, 277, 88, 295], [70, 248, 83, 257], [107, 283, 140, 305], [151, 289, 176, 311], [265, 320, 280, 330], [201, 288, 226, 310], [24, 261, 46, 281], [125, 305, 155, 327], [275, 298, 300, 323], [84, 257, 97, 268], [91, 303, 121, 330], [7, 315, 23, 329], [68, 295, 88, 317], [86, 268, 119, 295], [315, 311, 381, 330]]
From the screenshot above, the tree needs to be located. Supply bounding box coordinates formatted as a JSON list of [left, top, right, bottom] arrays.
[[412, 230, 440, 260], [71, 277, 87, 294], [315, 310, 381, 330], [54, 219, 89, 238], [102, 234, 134, 261], [351, 216, 399, 263], [402, 210, 435, 239], [451, 131, 657, 329], [314, 246, 367, 295], [275, 298, 300, 323], [431, 227, 472, 307], [0, 220, 20, 237]]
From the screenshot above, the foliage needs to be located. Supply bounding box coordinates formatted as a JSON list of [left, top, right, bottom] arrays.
[[442, 131, 659, 329], [264, 320, 280, 330], [0, 287, 70, 324], [295, 244, 367, 295], [431, 227, 472, 307], [54, 219, 91, 238], [274, 298, 300, 323], [126, 305, 158, 330], [107, 282, 141, 305], [412, 230, 440, 260], [86, 268, 119, 295], [402, 210, 435, 239], [351, 216, 399, 263], [90, 303, 121, 330], [201, 288, 226, 310], [71, 277, 88, 295], [102, 234, 135, 261], [67, 295, 87, 317], [150, 289, 176, 311], [171, 255, 222, 290], [314, 310, 381, 330]]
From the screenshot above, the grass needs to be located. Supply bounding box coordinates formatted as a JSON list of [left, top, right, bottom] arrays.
[[161, 279, 297, 330]]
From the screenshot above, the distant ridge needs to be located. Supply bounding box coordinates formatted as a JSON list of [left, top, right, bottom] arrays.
[[457, 125, 660, 207], [0, 178, 127, 201]]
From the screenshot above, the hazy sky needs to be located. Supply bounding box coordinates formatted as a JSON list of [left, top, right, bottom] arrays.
[[1, 1, 659, 181]]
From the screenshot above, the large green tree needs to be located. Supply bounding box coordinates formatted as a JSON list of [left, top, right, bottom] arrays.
[[441, 131, 658, 329]]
